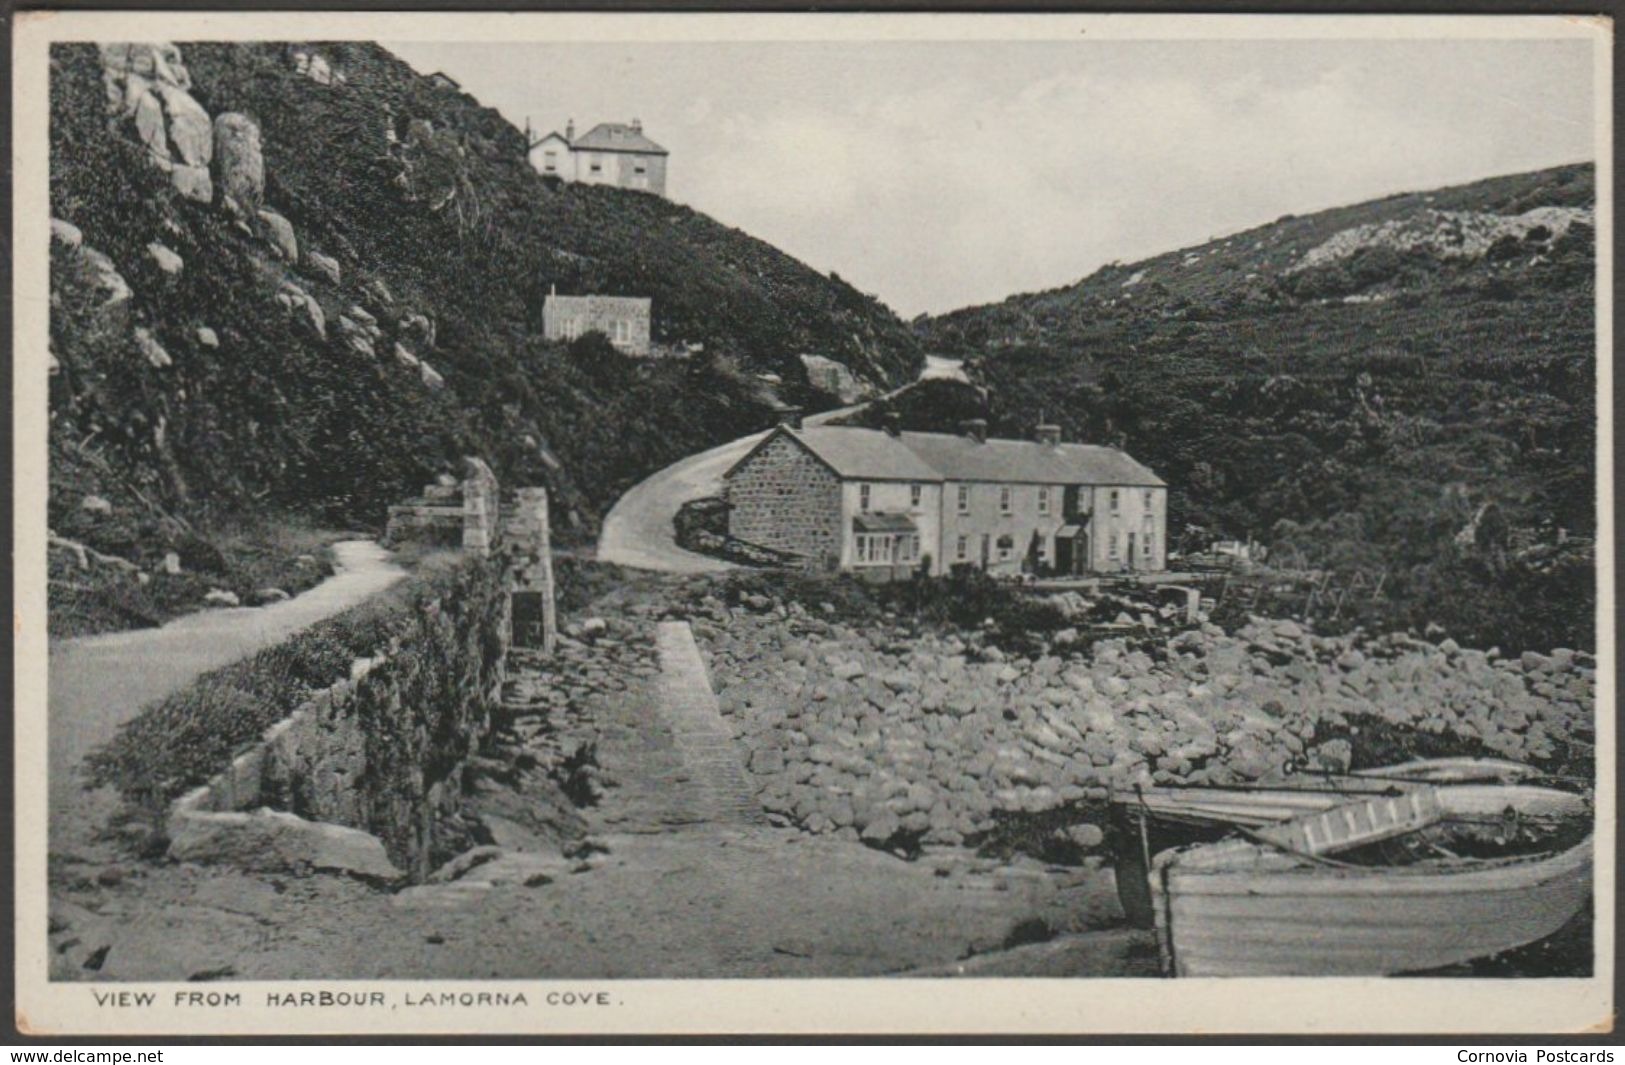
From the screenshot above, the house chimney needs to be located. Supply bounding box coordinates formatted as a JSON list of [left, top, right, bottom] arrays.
[[778, 405, 804, 430], [961, 418, 988, 443], [565, 118, 575, 142], [882, 411, 901, 437], [1036, 423, 1062, 446], [631, 117, 642, 133]]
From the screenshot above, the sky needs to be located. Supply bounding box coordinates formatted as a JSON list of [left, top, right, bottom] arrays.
[[386, 36, 1596, 317]]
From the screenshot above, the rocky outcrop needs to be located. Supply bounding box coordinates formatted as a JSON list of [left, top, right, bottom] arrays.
[[68, 247, 134, 313], [212, 112, 265, 213], [167, 805, 403, 881], [146, 241, 183, 275], [133, 326, 172, 368], [99, 42, 217, 203], [800, 353, 874, 404], [170, 163, 213, 204], [256, 208, 298, 262], [1292, 205, 1595, 274], [51, 218, 83, 249], [305, 250, 342, 285], [420, 362, 445, 390], [690, 591, 1594, 849], [155, 81, 212, 168], [276, 280, 326, 339], [336, 315, 377, 357]]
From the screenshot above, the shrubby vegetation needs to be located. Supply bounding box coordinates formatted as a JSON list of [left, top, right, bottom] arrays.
[[48, 40, 921, 587], [83, 552, 487, 813], [903, 164, 1596, 653]]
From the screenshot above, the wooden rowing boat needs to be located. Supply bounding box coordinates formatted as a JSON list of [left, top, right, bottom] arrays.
[[1148, 784, 1592, 976], [1115, 757, 1544, 829], [1108, 757, 1551, 926]]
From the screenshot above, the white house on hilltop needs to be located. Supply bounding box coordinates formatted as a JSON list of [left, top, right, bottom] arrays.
[[528, 118, 669, 196]]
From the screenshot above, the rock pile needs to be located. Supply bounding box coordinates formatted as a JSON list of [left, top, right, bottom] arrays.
[[691, 593, 1594, 850], [494, 619, 658, 809]]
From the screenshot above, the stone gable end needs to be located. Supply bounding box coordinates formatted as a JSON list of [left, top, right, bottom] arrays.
[[726, 435, 841, 567]]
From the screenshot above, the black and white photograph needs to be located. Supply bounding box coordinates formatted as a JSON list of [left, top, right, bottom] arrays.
[[12, 10, 1613, 1036]]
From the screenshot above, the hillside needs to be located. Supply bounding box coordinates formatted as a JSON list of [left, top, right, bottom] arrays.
[[905, 164, 1596, 651], [48, 41, 920, 629]]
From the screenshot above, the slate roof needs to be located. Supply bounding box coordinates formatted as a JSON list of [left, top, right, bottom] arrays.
[[783, 427, 944, 482], [898, 431, 1165, 487], [570, 123, 669, 156], [726, 426, 1164, 487]]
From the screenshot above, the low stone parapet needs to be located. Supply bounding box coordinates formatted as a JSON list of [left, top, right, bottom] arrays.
[[163, 558, 511, 881]]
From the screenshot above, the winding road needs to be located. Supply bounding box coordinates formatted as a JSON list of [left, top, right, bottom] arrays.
[[594, 359, 967, 572], [48, 540, 405, 851]]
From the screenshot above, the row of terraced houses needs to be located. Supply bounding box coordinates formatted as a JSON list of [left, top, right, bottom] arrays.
[[722, 418, 1167, 580]]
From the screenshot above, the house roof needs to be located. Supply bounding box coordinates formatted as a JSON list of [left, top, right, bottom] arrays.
[[570, 123, 668, 156], [791, 427, 945, 482], [724, 426, 942, 483], [897, 431, 1166, 487], [724, 425, 1165, 488]]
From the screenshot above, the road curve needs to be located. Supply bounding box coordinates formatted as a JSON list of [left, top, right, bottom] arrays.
[[48, 540, 406, 848], [595, 402, 869, 573]]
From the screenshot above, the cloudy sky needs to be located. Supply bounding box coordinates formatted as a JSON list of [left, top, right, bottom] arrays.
[[388, 35, 1596, 317]]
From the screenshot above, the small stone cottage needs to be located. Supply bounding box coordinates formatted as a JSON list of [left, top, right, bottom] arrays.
[[722, 420, 1167, 579], [541, 287, 651, 355]]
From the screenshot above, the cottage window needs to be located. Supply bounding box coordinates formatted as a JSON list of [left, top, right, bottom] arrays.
[[996, 534, 1014, 561], [613, 320, 632, 344], [999, 486, 1013, 515], [1144, 531, 1155, 558], [1038, 487, 1051, 515], [589, 158, 603, 173], [859, 484, 872, 512], [634, 163, 647, 174], [1108, 531, 1120, 560], [899, 535, 918, 563], [1110, 489, 1121, 514], [1144, 489, 1154, 510], [910, 483, 922, 508], [543, 150, 558, 172], [956, 535, 968, 561], [957, 485, 970, 514]]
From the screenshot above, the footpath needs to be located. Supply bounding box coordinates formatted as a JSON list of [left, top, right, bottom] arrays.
[[50, 601, 1150, 980]]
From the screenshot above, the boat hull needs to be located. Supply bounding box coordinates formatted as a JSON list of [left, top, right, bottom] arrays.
[[1152, 835, 1592, 977]]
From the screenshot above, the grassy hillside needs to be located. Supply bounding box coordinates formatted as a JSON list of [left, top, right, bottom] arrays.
[[906, 164, 1596, 651], [48, 41, 921, 629]]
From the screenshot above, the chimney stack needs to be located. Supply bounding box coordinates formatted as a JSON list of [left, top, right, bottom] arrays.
[[777, 405, 804, 430], [961, 418, 988, 444], [565, 118, 575, 142], [1036, 423, 1062, 446], [631, 117, 642, 133], [882, 411, 901, 437]]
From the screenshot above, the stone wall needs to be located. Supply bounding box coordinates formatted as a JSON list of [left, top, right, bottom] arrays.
[[173, 557, 512, 880], [725, 433, 842, 568], [461, 456, 500, 557], [503, 486, 557, 651]]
